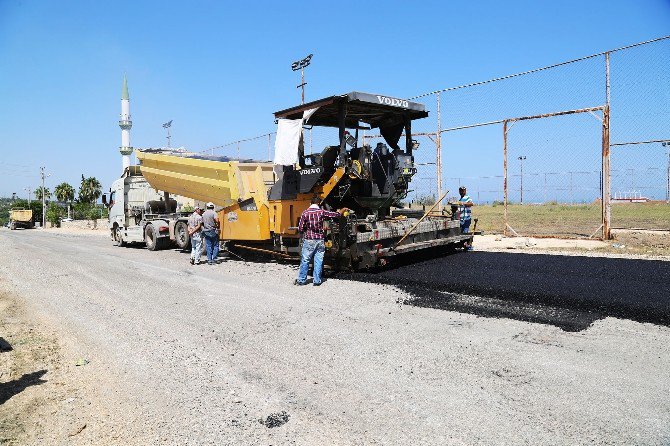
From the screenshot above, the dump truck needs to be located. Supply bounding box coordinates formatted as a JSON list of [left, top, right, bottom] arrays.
[[9, 208, 34, 230], [104, 165, 168, 249], [129, 92, 472, 270], [103, 161, 274, 251]]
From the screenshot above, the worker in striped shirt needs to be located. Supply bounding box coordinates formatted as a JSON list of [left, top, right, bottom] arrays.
[[294, 196, 347, 286], [457, 186, 474, 251]]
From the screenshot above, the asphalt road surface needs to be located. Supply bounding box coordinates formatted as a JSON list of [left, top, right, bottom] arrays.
[[1, 229, 669, 445], [342, 250, 670, 331]]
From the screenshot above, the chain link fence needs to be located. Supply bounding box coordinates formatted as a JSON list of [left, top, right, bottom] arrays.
[[418, 35, 670, 238], [196, 35, 670, 238]]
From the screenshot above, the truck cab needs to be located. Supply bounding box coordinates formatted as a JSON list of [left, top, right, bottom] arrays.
[[105, 166, 173, 247]]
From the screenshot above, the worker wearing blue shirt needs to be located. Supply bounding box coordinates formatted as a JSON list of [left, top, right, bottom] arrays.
[[456, 186, 474, 250]]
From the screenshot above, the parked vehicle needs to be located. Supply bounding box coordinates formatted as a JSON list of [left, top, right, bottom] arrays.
[[9, 208, 34, 230], [103, 166, 194, 250]]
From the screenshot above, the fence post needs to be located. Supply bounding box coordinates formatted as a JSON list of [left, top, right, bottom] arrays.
[[602, 52, 612, 240], [503, 120, 509, 236], [436, 92, 443, 203], [602, 107, 611, 239]]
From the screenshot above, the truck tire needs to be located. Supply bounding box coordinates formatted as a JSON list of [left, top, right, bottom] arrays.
[[113, 226, 126, 247], [145, 224, 160, 251], [174, 221, 190, 250]]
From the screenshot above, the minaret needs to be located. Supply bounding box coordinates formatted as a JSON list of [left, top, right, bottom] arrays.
[[119, 74, 133, 171]]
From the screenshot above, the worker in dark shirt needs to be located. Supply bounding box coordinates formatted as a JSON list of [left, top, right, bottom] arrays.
[[294, 196, 346, 286]]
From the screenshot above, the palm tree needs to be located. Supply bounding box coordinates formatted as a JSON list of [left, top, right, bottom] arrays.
[[55, 182, 75, 219], [54, 182, 75, 202], [35, 186, 51, 201], [78, 175, 102, 204]]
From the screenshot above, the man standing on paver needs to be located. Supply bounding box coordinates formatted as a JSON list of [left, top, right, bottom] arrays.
[[457, 186, 474, 250], [202, 202, 220, 265], [187, 205, 204, 265], [294, 196, 345, 286]]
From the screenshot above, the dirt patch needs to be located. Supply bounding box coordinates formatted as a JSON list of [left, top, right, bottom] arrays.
[[0, 290, 63, 444], [609, 229, 670, 256], [473, 232, 670, 260], [0, 288, 143, 445]]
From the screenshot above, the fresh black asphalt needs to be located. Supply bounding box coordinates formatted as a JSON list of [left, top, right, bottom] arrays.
[[341, 251, 670, 331]]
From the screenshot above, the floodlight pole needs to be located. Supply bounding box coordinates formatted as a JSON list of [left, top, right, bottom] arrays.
[[163, 120, 173, 148], [292, 54, 313, 105], [300, 66, 306, 104], [518, 156, 526, 204]]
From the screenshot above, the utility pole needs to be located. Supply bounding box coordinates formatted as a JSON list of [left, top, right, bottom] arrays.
[[291, 54, 313, 104], [664, 141, 670, 203], [24, 187, 32, 204], [163, 120, 173, 148], [518, 156, 526, 204], [40, 167, 50, 229]]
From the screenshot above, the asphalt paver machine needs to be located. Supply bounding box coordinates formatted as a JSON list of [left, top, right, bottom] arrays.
[[135, 92, 473, 269]]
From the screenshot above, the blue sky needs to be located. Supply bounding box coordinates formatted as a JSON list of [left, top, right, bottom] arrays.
[[0, 0, 669, 200]]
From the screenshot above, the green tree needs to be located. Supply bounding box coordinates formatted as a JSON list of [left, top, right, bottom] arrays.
[[55, 182, 76, 219], [54, 182, 75, 203], [35, 186, 51, 201], [78, 175, 102, 204], [46, 202, 65, 227]]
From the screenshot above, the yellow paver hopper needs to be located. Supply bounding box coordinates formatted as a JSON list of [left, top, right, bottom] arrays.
[[136, 150, 274, 208]]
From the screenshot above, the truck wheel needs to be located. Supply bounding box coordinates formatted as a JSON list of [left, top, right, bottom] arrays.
[[113, 226, 126, 247], [174, 221, 190, 250], [145, 224, 160, 251]]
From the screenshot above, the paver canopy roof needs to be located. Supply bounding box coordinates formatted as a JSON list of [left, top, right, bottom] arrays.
[[274, 92, 428, 129]]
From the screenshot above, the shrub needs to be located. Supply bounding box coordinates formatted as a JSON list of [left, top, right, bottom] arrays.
[[46, 202, 65, 227]]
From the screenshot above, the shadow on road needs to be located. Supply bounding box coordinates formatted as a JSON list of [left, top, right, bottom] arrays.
[[0, 369, 48, 405], [0, 337, 12, 352], [339, 250, 670, 332]]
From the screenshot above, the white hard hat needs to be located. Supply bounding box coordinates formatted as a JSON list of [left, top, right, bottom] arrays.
[[206, 202, 215, 209]]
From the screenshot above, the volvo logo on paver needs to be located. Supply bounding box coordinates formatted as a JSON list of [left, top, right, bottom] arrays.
[[376, 95, 409, 108], [300, 167, 322, 175]]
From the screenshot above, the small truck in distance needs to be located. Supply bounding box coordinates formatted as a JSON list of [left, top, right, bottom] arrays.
[[9, 208, 34, 230]]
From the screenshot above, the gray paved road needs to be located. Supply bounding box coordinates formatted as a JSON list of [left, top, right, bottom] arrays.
[[1, 229, 669, 445]]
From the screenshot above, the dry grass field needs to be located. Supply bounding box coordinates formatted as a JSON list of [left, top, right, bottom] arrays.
[[470, 201, 669, 236]]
